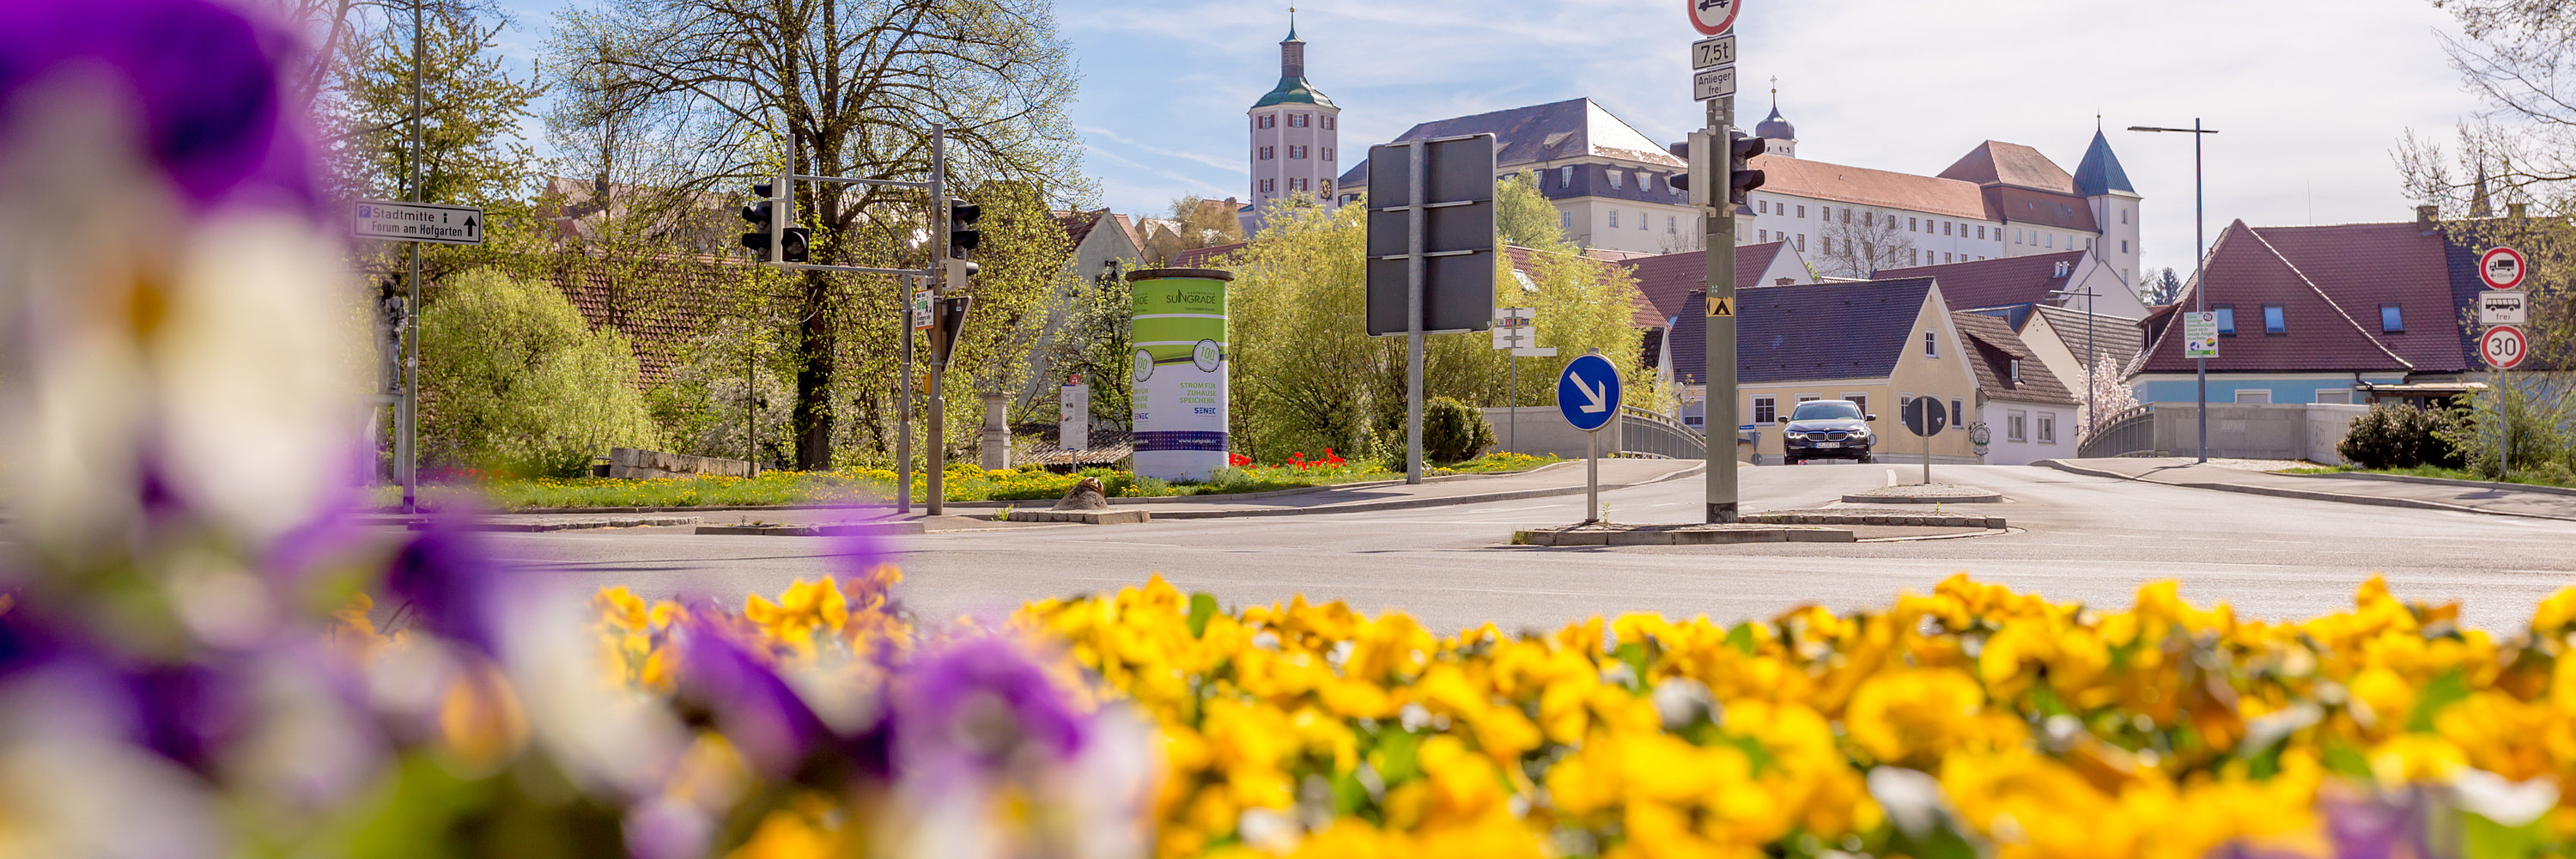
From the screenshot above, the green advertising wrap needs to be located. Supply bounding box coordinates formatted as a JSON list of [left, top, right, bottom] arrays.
[[1125, 268, 1231, 481]]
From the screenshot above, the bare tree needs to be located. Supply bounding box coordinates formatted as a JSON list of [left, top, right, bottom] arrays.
[[1814, 208, 1916, 278], [552, 0, 1091, 469]]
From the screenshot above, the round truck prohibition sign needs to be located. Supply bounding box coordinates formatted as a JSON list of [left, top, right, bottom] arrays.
[[1688, 0, 1740, 35], [2482, 247, 2527, 290]]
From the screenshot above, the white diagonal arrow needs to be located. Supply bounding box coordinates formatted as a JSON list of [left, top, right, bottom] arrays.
[[1574, 374, 1607, 413]]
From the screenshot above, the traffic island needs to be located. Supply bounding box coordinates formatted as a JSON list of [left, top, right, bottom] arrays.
[[696, 521, 927, 537], [1743, 510, 2005, 528], [1838, 484, 2004, 504], [1004, 509, 1151, 525], [1511, 523, 1855, 546]]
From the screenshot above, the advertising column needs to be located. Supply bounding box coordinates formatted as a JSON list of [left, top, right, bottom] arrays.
[[1126, 268, 1232, 481]]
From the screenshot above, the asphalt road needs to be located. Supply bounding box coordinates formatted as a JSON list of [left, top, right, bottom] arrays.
[[483, 463, 2576, 633]]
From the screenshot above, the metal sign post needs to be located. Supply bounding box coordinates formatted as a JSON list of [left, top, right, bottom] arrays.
[[1692, 6, 1743, 523], [1495, 308, 1534, 452], [1902, 397, 1947, 484], [1558, 352, 1623, 524], [2481, 246, 2527, 480], [1366, 135, 1498, 483]]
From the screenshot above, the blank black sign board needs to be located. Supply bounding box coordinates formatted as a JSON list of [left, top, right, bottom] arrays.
[[1902, 397, 1948, 437], [1365, 135, 1496, 337]]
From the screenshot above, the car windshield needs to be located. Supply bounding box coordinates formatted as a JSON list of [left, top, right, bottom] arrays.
[[1789, 401, 1862, 421]]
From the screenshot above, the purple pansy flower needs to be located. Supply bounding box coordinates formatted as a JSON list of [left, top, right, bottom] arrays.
[[674, 613, 831, 777], [0, 0, 316, 216], [891, 636, 1086, 783], [383, 514, 510, 655]]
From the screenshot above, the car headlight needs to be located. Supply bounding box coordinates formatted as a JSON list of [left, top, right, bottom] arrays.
[[1784, 431, 1804, 440], [1850, 427, 1870, 437]]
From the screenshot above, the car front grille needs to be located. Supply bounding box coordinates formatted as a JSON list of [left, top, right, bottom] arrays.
[[1822, 431, 1850, 442]]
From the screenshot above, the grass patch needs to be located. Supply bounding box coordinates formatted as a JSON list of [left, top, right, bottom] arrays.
[[2275, 463, 2576, 489], [374, 452, 1561, 511]]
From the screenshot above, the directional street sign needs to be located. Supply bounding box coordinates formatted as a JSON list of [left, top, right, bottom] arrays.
[[2483, 325, 2529, 369], [1692, 34, 1735, 69], [2482, 247, 2527, 290], [1688, 0, 1740, 35], [1557, 353, 1623, 432], [2482, 291, 2529, 326], [353, 200, 484, 245], [1693, 65, 1738, 102]]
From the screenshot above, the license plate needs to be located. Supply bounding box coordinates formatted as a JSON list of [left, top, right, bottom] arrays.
[[1811, 442, 1839, 448]]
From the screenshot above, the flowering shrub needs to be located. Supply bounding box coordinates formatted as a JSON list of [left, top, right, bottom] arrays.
[[1027, 575, 2576, 859]]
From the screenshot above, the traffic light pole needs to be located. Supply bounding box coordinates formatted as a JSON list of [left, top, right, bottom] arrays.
[[1704, 96, 1739, 524], [398, 0, 424, 514], [927, 124, 946, 516]]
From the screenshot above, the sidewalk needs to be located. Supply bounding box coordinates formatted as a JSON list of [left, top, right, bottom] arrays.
[[410, 459, 1707, 531], [2035, 458, 2576, 522]]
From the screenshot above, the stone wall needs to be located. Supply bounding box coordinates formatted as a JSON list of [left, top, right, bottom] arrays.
[[607, 447, 754, 480], [2146, 403, 2366, 464]]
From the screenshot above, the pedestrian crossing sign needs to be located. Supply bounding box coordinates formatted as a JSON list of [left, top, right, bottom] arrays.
[[1706, 295, 1735, 317]]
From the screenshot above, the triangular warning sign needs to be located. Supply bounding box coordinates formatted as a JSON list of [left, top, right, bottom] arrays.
[[1706, 295, 1735, 317]]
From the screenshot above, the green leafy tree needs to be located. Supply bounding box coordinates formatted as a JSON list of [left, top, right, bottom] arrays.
[[1225, 200, 1654, 468], [1495, 171, 1568, 250], [554, 0, 1091, 470], [419, 269, 661, 477]]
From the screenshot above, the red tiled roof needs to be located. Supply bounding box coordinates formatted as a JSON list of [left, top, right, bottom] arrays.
[[1750, 155, 1989, 221], [1877, 251, 2083, 312], [1952, 312, 2077, 405], [2249, 222, 2467, 374], [1619, 241, 1789, 320], [2136, 221, 2412, 375], [536, 252, 765, 386], [1938, 141, 2077, 194], [1170, 241, 1249, 269], [1982, 186, 2100, 232]]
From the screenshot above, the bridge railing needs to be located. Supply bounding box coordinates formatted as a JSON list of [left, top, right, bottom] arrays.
[[1616, 405, 1706, 460], [2077, 404, 2159, 458]]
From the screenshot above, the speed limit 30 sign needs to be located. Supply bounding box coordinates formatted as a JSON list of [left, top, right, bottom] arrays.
[[2483, 325, 2529, 369]]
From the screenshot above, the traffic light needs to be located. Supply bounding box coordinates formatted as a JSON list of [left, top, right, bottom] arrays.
[[738, 183, 775, 259], [931, 295, 972, 367], [1727, 131, 1767, 206], [947, 198, 981, 260], [737, 182, 810, 263]]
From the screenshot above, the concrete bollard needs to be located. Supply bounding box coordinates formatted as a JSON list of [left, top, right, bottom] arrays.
[[981, 392, 1010, 470]]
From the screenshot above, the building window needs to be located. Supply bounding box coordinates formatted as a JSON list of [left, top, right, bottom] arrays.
[[1924, 332, 1938, 357], [1560, 166, 1574, 187], [1322, 116, 1335, 130], [1841, 209, 1851, 224], [1844, 393, 1868, 416], [1758, 200, 1768, 214], [1291, 178, 1308, 192], [1950, 399, 1963, 428], [1667, 216, 1677, 234], [1796, 234, 1806, 251], [1862, 211, 1874, 228], [1638, 213, 1647, 230], [1261, 115, 1277, 129], [2235, 389, 2272, 404], [2121, 208, 2129, 224], [1289, 145, 1306, 159], [1759, 229, 1768, 241], [1639, 173, 1656, 191], [1945, 222, 1953, 235], [2045, 233, 2054, 248], [1289, 113, 1307, 127], [1821, 237, 1832, 254], [1911, 248, 1920, 265], [1945, 253, 1953, 263], [1909, 217, 1919, 232], [1796, 204, 1807, 218], [1608, 210, 1619, 228], [2316, 389, 2352, 404], [2120, 240, 2129, 253], [2008, 359, 2021, 382], [2263, 305, 2286, 334], [1753, 396, 1777, 424], [1607, 171, 1623, 189], [1796, 393, 1822, 403], [1260, 179, 1275, 193], [2008, 411, 2027, 442], [1260, 146, 1273, 161], [2038, 412, 2057, 443], [2380, 304, 2403, 333], [1977, 224, 1986, 240], [1321, 147, 1334, 161], [2215, 306, 2236, 335], [1559, 210, 1572, 231]]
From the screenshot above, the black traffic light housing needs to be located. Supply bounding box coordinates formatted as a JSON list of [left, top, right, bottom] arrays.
[[737, 183, 809, 263], [1727, 131, 1767, 206], [947, 198, 981, 259]]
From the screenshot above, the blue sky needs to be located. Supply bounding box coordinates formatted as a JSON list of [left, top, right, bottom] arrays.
[[487, 0, 2480, 275]]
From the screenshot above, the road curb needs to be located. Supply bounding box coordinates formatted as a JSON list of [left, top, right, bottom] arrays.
[[2034, 460, 2576, 523], [2303, 470, 2576, 498], [1005, 509, 1151, 525], [1744, 512, 2005, 528], [1511, 522, 1853, 546], [696, 521, 927, 537], [1146, 462, 1708, 520], [362, 515, 703, 533]]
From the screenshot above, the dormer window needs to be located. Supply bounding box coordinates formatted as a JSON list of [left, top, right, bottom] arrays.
[[1559, 166, 1574, 187], [2009, 359, 2021, 382], [1607, 171, 1624, 189]]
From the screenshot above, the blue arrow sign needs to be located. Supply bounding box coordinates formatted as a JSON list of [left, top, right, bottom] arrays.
[[1556, 353, 1622, 432]]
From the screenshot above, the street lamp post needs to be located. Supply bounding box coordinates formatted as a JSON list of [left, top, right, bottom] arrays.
[[2128, 120, 2219, 463]]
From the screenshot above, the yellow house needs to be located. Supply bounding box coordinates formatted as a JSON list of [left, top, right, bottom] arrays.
[[1674, 277, 1982, 463]]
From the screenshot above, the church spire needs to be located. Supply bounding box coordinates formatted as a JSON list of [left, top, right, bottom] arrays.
[[1280, 7, 1304, 79]]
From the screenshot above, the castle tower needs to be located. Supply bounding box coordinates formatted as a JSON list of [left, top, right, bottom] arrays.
[[2072, 124, 2142, 287], [1753, 79, 1795, 157], [1247, 11, 1340, 227]]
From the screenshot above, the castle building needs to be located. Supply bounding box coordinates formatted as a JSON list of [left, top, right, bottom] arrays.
[[1739, 94, 2143, 291], [1245, 18, 1340, 229], [1335, 98, 1702, 255]]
